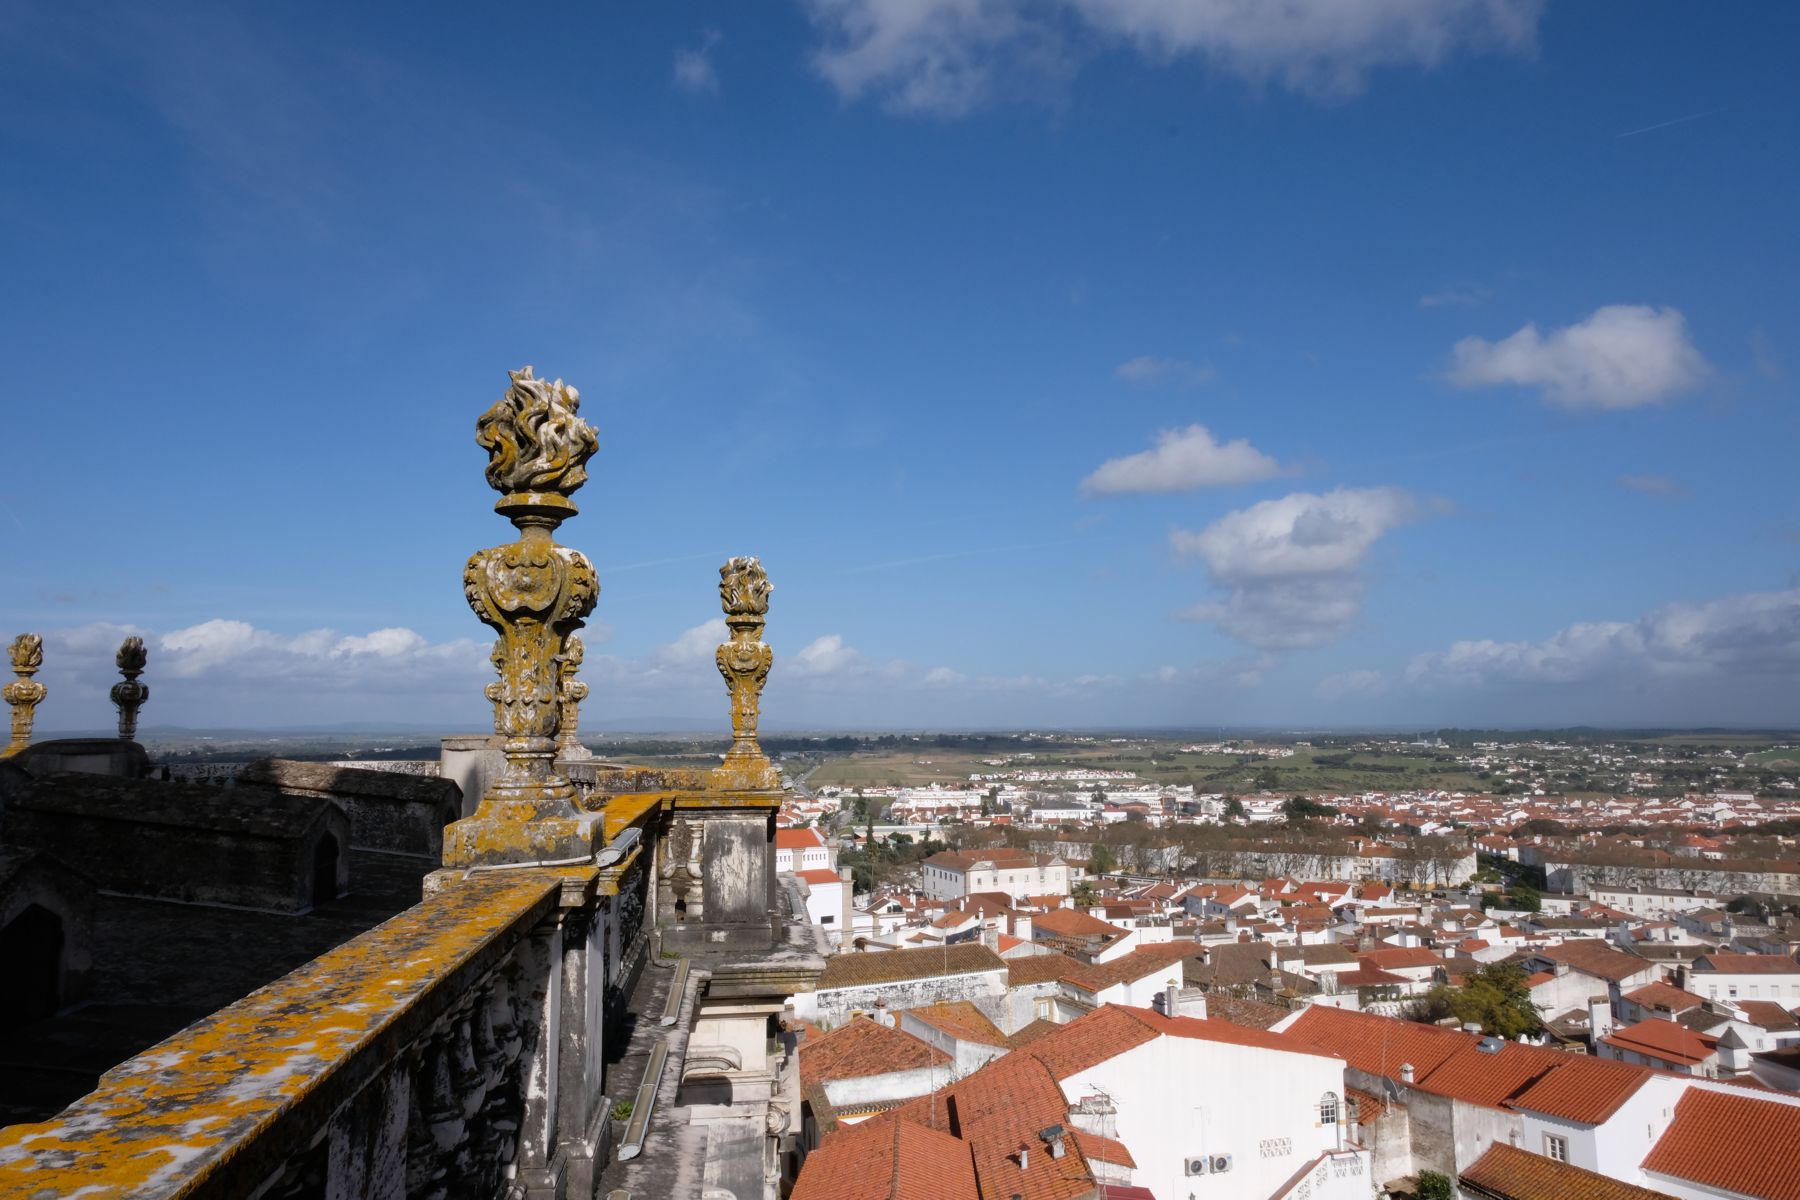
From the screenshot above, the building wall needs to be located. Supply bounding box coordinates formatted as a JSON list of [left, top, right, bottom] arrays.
[[793, 968, 1008, 1029], [1055, 1036, 1354, 1200]]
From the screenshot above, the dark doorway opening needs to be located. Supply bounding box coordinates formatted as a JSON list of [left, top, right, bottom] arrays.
[[0, 905, 64, 1022], [312, 834, 340, 906]]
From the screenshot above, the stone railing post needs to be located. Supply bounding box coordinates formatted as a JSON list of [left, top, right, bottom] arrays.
[[3, 633, 45, 758], [110, 636, 149, 741], [443, 366, 603, 869], [711, 557, 780, 791]]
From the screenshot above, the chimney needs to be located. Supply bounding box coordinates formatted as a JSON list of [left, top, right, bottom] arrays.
[[1163, 981, 1180, 1017], [1400, 1062, 1415, 1084], [1018, 1145, 1029, 1172]]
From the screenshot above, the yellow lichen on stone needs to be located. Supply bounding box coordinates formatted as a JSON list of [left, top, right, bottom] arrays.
[[0, 872, 562, 1198]]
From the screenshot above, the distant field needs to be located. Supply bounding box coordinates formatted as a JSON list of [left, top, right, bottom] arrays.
[[1746, 747, 1800, 768], [806, 742, 1491, 795]]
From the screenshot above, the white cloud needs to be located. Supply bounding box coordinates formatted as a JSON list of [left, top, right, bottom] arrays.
[[654, 619, 728, 667], [673, 30, 722, 96], [923, 666, 966, 686], [790, 633, 860, 676], [1082, 424, 1283, 496], [800, 0, 1544, 115], [1316, 668, 1385, 699], [1448, 304, 1709, 410], [1172, 486, 1421, 649], [1115, 355, 1216, 388], [1406, 588, 1800, 687]]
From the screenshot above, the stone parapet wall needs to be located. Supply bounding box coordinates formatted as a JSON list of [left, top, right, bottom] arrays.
[[0, 869, 568, 1199]]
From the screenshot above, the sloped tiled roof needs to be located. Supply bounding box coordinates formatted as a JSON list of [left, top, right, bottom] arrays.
[[1531, 939, 1655, 983], [1643, 1088, 1800, 1200], [799, 1017, 950, 1087], [1031, 908, 1128, 940], [1601, 1018, 1717, 1067], [790, 1115, 978, 1200], [1505, 1054, 1650, 1124], [1460, 1142, 1676, 1200], [817, 944, 1006, 990], [904, 1001, 1010, 1047], [1693, 952, 1800, 975]]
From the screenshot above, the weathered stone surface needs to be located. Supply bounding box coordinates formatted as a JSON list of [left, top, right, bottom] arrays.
[[711, 557, 781, 792], [0, 847, 96, 1019], [3, 737, 153, 781], [0, 870, 562, 1200], [443, 367, 604, 868], [2, 773, 349, 912], [440, 733, 506, 819], [237, 757, 461, 859], [108, 636, 148, 741], [2, 633, 45, 758]]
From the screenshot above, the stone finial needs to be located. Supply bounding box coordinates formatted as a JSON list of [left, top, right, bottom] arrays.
[[475, 365, 600, 519], [557, 635, 592, 761], [443, 367, 603, 868], [110, 636, 150, 741], [712, 557, 780, 791], [3, 633, 46, 758]]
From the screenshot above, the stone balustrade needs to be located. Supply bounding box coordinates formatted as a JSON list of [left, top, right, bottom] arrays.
[[0, 868, 590, 1200]]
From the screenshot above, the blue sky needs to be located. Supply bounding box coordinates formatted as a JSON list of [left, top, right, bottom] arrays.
[[3, 1, 1797, 732]]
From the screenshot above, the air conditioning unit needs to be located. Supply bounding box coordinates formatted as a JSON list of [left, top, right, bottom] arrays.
[[1211, 1154, 1233, 1174], [1184, 1157, 1208, 1177]]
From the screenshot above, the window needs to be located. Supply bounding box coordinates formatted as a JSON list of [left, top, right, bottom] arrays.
[[1319, 1092, 1340, 1125], [1729, 986, 1739, 999], [1545, 1135, 1569, 1163]]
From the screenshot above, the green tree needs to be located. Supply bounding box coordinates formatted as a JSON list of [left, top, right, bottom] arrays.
[[1073, 880, 1099, 907], [1418, 963, 1542, 1040], [1510, 884, 1542, 913], [1253, 766, 1281, 790], [1416, 1171, 1453, 1200], [1223, 796, 1246, 821], [1089, 843, 1117, 875], [1282, 796, 1339, 825]]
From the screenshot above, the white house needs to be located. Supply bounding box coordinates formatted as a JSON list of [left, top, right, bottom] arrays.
[[1685, 951, 1800, 1006], [919, 848, 1071, 902], [774, 826, 834, 874]]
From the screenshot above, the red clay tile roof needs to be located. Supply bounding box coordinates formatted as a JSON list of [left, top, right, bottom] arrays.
[[1624, 982, 1705, 1012], [1008, 1018, 1061, 1048], [776, 827, 826, 849], [1505, 1054, 1651, 1123], [1694, 952, 1800, 975], [796, 868, 843, 885], [799, 1017, 950, 1087], [1360, 946, 1444, 971], [817, 944, 1006, 990], [1602, 1018, 1717, 1068], [1532, 939, 1656, 983], [1739, 1000, 1800, 1032], [1643, 1087, 1800, 1200], [1031, 908, 1129, 940], [791, 1115, 978, 1200], [1008, 954, 1106, 992], [903, 1001, 1010, 1047], [1201, 993, 1291, 1030], [1070, 1127, 1135, 1168], [1460, 1142, 1677, 1200]]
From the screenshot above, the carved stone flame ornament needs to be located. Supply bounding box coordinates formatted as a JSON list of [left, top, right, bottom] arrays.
[[111, 636, 150, 741], [3, 633, 46, 758], [444, 367, 603, 867], [711, 557, 781, 791], [556, 634, 592, 761]]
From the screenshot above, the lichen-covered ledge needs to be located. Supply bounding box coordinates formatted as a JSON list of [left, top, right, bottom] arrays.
[[0, 870, 564, 1200]]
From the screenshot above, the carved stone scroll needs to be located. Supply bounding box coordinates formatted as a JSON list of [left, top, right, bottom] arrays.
[[556, 635, 591, 760], [711, 557, 781, 791], [110, 636, 149, 741], [443, 367, 603, 867], [3, 633, 46, 758]]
